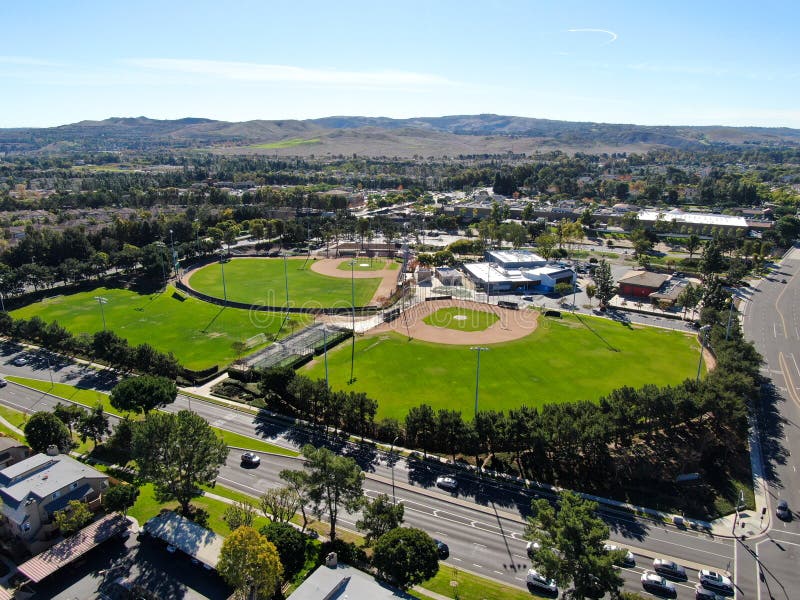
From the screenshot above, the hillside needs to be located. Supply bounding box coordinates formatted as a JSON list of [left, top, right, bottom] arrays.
[[1, 114, 799, 156]]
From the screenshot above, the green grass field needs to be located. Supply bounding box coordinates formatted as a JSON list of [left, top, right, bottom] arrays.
[[304, 313, 701, 419], [189, 257, 382, 307], [246, 138, 321, 149], [337, 259, 391, 272], [423, 307, 499, 332], [10, 285, 307, 370]]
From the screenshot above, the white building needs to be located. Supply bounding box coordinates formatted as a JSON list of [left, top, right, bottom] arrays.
[[462, 250, 574, 294]]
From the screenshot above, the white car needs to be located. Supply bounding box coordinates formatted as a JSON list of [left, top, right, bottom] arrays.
[[526, 541, 541, 557], [12, 356, 27, 366], [641, 571, 676, 595], [698, 570, 733, 593], [526, 569, 558, 594], [603, 543, 635, 567], [435, 475, 458, 491]]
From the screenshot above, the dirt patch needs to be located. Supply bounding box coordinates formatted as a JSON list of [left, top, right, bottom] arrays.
[[309, 258, 399, 305], [370, 299, 539, 345]]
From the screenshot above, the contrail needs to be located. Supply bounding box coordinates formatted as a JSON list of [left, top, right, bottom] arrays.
[[567, 28, 618, 45]]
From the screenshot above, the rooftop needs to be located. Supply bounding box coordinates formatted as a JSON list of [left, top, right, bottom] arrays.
[[638, 209, 748, 228], [288, 563, 415, 600], [0, 454, 106, 509], [487, 249, 547, 265], [143, 511, 223, 569], [617, 270, 670, 289]]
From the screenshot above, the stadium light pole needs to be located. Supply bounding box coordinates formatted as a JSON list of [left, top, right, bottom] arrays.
[[194, 219, 200, 256], [696, 325, 711, 382], [470, 346, 489, 417], [283, 253, 290, 311], [349, 260, 356, 384], [169, 229, 177, 278], [93, 296, 108, 331], [322, 327, 329, 388], [219, 250, 228, 305]]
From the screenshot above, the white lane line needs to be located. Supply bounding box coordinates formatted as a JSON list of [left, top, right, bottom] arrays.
[[473, 543, 487, 549], [493, 570, 504, 575], [451, 557, 462, 562], [472, 563, 483, 568]]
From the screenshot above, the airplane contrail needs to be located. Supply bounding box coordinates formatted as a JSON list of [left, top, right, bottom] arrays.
[[567, 28, 618, 45]]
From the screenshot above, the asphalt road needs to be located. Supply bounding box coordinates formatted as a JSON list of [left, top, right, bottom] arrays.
[[740, 247, 800, 600]]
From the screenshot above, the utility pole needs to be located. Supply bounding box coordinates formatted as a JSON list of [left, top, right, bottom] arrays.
[[470, 346, 489, 416]]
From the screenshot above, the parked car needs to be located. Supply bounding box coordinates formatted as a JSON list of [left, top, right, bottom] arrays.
[[435, 475, 458, 491], [434, 539, 449, 559], [240, 452, 261, 467], [695, 584, 726, 600], [604, 543, 635, 567], [12, 356, 27, 366], [526, 569, 558, 595], [641, 571, 676, 596], [0, 378, 6, 388], [653, 558, 687, 579], [698, 570, 733, 593], [776, 499, 791, 520]]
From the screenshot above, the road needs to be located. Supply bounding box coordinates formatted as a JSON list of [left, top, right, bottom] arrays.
[[0, 366, 735, 599], [740, 247, 800, 600]]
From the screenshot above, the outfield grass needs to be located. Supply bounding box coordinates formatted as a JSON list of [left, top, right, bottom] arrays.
[[423, 307, 499, 332], [336, 259, 390, 272], [304, 313, 701, 419], [189, 258, 382, 308], [10, 285, 307, 370]]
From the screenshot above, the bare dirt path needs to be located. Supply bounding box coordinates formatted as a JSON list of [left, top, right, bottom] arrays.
[[369, 299, 539, 345]]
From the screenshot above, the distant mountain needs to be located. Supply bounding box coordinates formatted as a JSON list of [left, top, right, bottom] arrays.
[[1, 114, 799, 156]]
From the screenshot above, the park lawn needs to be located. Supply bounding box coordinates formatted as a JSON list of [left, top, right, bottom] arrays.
[[336, 259, 390, 272], [303, 313, 701, 419], [127, 483, 270, 537], [423, 307, 499, 332], [419, 565, 537, 600], [188, 257, 381, 308], [0, 404, 28, 432], [9, 285, 307, 370], [6, 376, 131, 418], [210, 427, 299, 456]]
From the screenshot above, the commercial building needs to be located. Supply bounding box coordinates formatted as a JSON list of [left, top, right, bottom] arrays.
[[462, 250, 575, 294]]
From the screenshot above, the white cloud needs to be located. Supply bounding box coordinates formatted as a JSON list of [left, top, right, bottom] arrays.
[[567, 29, 618, 45], [124, 58, 456, 88]]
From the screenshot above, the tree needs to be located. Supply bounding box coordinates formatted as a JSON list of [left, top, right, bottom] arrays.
[[77, 403, 110, 450], [24, 411, 73, 454], [102, 484, 140, 516], [585, 284, 597, 306], [356, 494, 405, 545], [535, 233, 557, 261], [53, 402, 85, 435], [260, 486, 301, 524], [110, 375, 177, 415], [685, 234, 701, 259], [524, 491, 623, 600], [217, 526, 283, 600], [223, 500, 257, 531], [54, 500, 93, 536], [701, 239, 725, 278], [404, 404, 436, 456], [372, 527, 439, 589], [132, 410, 228, 514], [593, 259, 616, 308], [261, 521, 307, 578], [301, 444, 365, 541]]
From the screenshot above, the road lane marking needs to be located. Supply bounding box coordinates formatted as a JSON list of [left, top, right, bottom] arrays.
[[472, 563, 483, 568]]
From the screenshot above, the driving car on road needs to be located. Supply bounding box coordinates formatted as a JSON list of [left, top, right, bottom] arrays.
[[776, 499, 791, 520], [240, 452, 261, 467], [695, 584, 726, 600], [0, 378, 6, 388], [604, 543, 635, 567], [698, 570, 733, 593], [435, 475, 458, 491], [526, 541, 541, 557], [526, 569, 558, 595], [653, 558, 687, 579], [641, 571, 676, 596], [433, 539, 449, 559]]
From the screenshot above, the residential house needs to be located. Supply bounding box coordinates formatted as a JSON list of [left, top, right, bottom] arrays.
[[0, 437, 31, 470]]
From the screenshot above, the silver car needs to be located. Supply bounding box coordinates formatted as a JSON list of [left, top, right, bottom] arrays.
[[653, 558, 687, 579], [642, 571, 676, 595], [526, 569, 558, 594], [435, 475, 458, 491]]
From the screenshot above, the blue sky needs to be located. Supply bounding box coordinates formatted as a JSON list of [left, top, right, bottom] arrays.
[[1, 1, 799, 128]]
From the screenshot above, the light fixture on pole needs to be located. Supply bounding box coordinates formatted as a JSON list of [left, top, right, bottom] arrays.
[[219, 250, 228, 305], [93, 296, 108, 331], [470, 346, 489, 416], [349, 259, 356, 384], [389, 435, 400, 505], [696, 324, 711, 381]]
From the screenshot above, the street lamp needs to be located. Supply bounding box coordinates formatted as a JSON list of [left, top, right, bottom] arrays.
[[389, 435, 400, 505], [93, 296, 108, 331], [470, 346, 489, 416], [696, 324, 711, 382], [219, 250, 228, 305], [349, 259, 356, 384]]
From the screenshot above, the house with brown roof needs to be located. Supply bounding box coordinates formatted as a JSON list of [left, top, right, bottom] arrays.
[[616, 270, 670, 298]]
